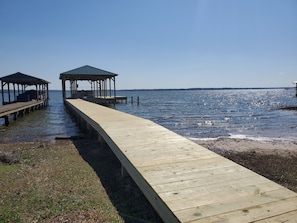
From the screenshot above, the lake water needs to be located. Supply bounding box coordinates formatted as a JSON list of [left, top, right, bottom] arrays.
[[1, 89, 297, 142]]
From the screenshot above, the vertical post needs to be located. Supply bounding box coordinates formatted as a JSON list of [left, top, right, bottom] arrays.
[[137, 96, 139, 105], [101, 80, 104, 98], [5, 115, 9, 126], [13, 83, 16, 102], [96, 81, 99, 98], [131, 96, 133, 104], [113, 77, 116, 105], [104, 80, 107, 98], [46, 84, 49, 106], [62, 78, 66, 101], [93, 81, 95, 97], [109, 78, 112, 97], [121, 164, 129, 178], [39, 84, 41, 100], [8, 83, 11, 103], [35, 84, 38, 100], [37, 84, 40, 100], [1, 81, 4, 105], [295, 82, 297, 97], [98, 133, 107, 149]]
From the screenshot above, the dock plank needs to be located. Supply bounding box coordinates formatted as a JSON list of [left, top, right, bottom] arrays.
[[65, 99, 297, 223], [0, 100, 45, 117], [193, 196, 297, 223], [175, 189, 297, 222]]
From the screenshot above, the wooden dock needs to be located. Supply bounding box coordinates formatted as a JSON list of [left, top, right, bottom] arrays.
[[0, 100, 46, 125], [85, 95, 128, 104], [65, 99, 297, 223]]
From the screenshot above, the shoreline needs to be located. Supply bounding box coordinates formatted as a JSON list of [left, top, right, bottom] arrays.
[[1, 137, 297, 221], [191, 137, 297, 157]]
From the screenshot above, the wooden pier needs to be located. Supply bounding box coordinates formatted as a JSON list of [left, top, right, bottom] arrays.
[[85, 95, 128, 104], [0, 100, 46, 126], [65, 98, 297, 223]]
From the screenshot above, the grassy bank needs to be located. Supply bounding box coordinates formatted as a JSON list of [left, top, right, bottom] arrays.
[[0, 140, 123, 222], [0, 139, 161, 223]]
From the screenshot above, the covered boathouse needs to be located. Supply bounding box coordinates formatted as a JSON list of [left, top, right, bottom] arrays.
[[0, 72, 49, 106], [0, 72, 49, 125], [59, 65, 126, 105]]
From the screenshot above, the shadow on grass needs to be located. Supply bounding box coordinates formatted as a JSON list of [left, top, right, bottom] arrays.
[[72, 136, 163, 223]]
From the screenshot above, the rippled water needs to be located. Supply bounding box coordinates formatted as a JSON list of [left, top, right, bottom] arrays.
[[1, 89, 297, 142], [0, 91, 81, 142], [116, 89, 297, 141]]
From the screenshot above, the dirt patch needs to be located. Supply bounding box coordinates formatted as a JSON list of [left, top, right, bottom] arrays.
[[0, 151, 20, 164]]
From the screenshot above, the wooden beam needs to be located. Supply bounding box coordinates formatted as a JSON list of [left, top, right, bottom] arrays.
[[62, 78, 66, 101], [1, 81, 4, 105], [4, 115, 9, 126], [8, 83, 11, 103]]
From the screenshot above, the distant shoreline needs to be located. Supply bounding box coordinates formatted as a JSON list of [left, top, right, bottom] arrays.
[[1, 87, 290, 92], [118, 87, 288, 91]]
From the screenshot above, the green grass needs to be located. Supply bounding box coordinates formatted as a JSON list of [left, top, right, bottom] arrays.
[[0, 140, 124, 223]]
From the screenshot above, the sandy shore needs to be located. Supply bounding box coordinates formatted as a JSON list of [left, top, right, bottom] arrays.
[[192, 137, 297, 157]]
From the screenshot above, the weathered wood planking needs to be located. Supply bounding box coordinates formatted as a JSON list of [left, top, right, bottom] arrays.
[[65, 99, 297, 223], [0, 100, 46, 125], [0, 101, 44, 116]]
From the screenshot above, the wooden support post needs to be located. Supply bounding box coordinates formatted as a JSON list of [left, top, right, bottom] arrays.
[[46, 84, 49, 106], [137, 96, 139, 105], [62, 79, 66, 101], [113, 77, 116, 105], [8, 83, 11, 103], [121, 164, 129, 178], [131, 96, 133, 104], [1, 81, 4, 105], [13, 83, 16, 102], [4, 116, 9, 126], [98, 133, 108, 149]]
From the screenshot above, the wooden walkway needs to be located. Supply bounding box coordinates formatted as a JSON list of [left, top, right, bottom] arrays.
[[0, 100, 46, 125], [85, 95, 128, 104], [65, 99, 297, 223]]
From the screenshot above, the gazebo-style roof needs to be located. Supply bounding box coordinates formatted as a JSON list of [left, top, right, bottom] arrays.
[[59, 65, 119, 102], [1, 72, 49, 85], [1, 72, 49, 105], [59, 65, 118, 81]]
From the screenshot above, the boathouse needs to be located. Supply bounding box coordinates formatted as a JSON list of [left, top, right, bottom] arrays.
[[60, 65, 126, 104], [0, 72, 49, 105], [0, 72, 49, 125]]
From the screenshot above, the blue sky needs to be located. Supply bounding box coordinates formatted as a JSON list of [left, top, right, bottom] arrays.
[[0, 0, 296, 90]]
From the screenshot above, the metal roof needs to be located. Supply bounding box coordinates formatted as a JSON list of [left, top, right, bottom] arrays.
[[0, 72, 50, 85], [59, 65, 118, 80]]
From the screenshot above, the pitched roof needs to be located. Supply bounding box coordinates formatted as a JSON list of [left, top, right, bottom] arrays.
[[0, 72, 49, 85], [59, 65, 118, 80]]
